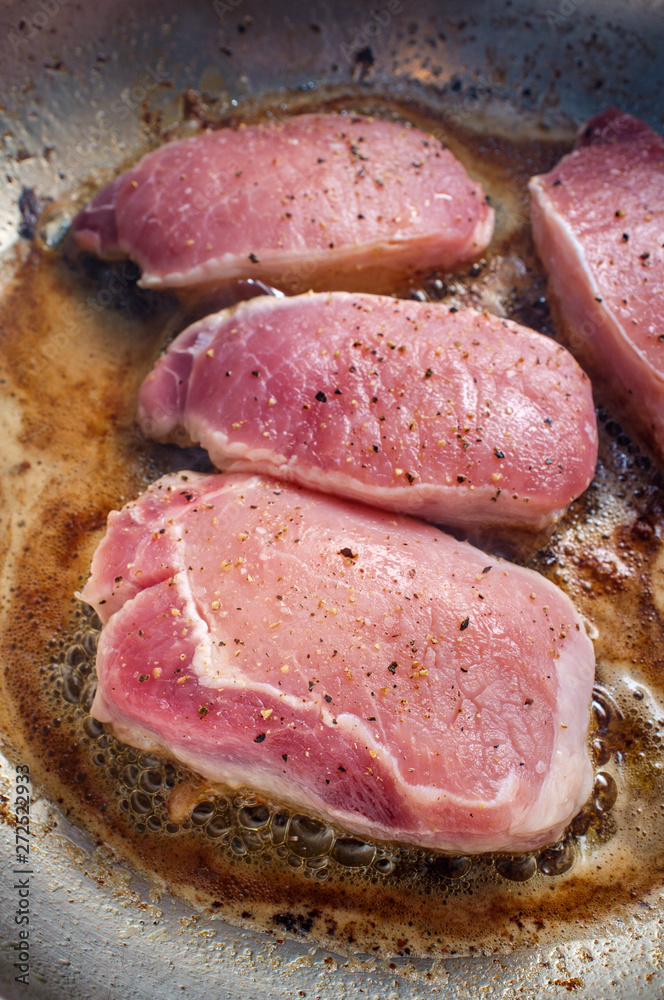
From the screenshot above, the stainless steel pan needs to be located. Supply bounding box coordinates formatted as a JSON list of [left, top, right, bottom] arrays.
[[1, 0, 663, 996]]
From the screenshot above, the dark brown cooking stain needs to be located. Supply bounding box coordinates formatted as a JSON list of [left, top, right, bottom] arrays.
[[0, 89, 663, 958]]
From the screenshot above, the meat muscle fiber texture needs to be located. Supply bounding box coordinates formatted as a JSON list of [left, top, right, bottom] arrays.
[[529, 108, 664, 462], [81, 472, 595, 854], [70, 113, 494, 295], [137, 292, 598, 532]]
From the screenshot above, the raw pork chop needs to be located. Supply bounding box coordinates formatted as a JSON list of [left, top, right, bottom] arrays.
[[82, 472, 595, 854], [70, 113, 494, 295], [529, 108, 664, 461], [137, 292, 598, 532]]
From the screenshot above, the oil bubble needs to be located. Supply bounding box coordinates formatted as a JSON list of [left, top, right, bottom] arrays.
[[240, 829, 264, 853], [593, 771, 618, 813], [592, 737, 611, 766], [287, 815, 335, 859], [537, 839, 575, 877], [139, 769, 164, 794], [130, 790, 153, 815], [331, 837, 376, 869], [239, 804, 270, 829], [122, 764, 139, 788], [270, 811, 290, 845], [191, 802, 215, 826], [65, 643, 87, 667], [495, 854, 538, 882], [206, 814, 231, 839], [433, 855, 472, 880], [79, 677, 97, 712], [230, 836, 247, 856], [59, 665, 82, 704], [83, 716, 105, 739], [373, 856, 396, 876]]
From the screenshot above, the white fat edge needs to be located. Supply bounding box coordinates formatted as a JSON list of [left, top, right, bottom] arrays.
[[96, 686, 547, 851], [143, 468, 214, 495], [505, 617, 595, 842], [509, 744, 592, 843], [532, 175, 663, 378], [187, 422, 291, 471], [98, 725, 536, 853], [175, 530, 323, 702], [111, 683, 558, 852], [105, 718, 168, 755], [163, 569, 215, 682], [199, 286, 592, 389], [173, 369, 572, 531], [146, 732, 527, 854], [167, 475, 284, 688], [469, 199, 495, 252], [183, 318, 220, 355], [169, 287, 407, 365], [331, 710, 523, 813], [136, 232, 468, 291], [504, 559, 597, 827], [328, 675, 542, 815], [169, 289, 320, 344], [194, 447, 561, 531], [142, 469, 264, 503]]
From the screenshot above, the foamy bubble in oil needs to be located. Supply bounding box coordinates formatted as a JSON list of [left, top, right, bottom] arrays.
[[494, 854, 538, 882], [42, 598, 648, 904]]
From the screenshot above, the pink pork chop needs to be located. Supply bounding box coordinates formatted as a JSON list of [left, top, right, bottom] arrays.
[[137, 292, 598, 532], [70, 113, 494, 295], [529, 108, 664, 461], [81, 472, 595, 854]]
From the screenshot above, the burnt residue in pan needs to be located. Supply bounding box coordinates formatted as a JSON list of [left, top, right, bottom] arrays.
[[0, 87, 663, 958]]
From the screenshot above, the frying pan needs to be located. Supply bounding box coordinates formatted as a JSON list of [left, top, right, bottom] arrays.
[[1, 0, 664, 996]]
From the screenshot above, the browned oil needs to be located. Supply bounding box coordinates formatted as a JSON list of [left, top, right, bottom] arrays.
[[0, 87, 663, 958]]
